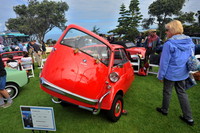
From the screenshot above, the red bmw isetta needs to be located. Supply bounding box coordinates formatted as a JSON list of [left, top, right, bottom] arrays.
[[40, 24, 134, 122]]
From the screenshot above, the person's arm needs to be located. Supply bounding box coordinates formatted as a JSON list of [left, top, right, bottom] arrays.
[[157, 41, 171, 80]]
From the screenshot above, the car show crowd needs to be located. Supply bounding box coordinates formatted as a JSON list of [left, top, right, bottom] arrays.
[[0, 20, 200, 126]]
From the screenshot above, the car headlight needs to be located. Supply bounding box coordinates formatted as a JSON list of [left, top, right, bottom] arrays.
[[109, 72, 119, 82]]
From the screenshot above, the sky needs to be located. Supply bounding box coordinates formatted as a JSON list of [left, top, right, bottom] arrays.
[[0, 0, 199, 41]]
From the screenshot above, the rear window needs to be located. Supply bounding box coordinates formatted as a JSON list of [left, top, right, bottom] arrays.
[[60, 29, 110, 66]]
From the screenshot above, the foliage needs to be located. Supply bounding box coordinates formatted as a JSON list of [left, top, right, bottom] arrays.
[[175, 11, 196, 23], [184, 23, 200, 36], [142, 0, 188, 39], [92, 25, 100, 34], [108, 0, 143, 42], [195, 10, 200, 26], [6, 0, 69, 42]]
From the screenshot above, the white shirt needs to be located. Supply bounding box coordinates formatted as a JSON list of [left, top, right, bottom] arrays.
[[21, 57, 32, 68]]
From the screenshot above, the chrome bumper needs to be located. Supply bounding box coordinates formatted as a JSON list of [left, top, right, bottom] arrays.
[[40, 77, 110, 114]]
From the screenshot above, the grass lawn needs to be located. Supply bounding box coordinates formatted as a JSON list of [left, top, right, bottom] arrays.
[[0, 68, 200, 133]]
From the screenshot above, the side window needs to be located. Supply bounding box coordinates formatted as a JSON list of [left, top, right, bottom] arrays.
[[113, 48, 129, 66]]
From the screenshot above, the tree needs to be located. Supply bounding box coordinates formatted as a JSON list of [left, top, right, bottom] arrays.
[[92, 25, 100, 34], [6, 0, 69, 41], [195, 10, 200, 26], [126, 0, 143, 41], [183, 10, 200, 36], [108, 3, 129, 37], [142, 0, 187, 39], [108, 0, 143, 41]]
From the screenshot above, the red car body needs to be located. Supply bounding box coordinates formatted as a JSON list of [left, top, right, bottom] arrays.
[[112, 41, 146, 59], [40, 24, 134, 122], [0, 51, 23, 65]]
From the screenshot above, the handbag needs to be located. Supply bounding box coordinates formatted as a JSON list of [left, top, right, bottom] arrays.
[[138, 67, 147, 76], [187, 48, 200, 71], [185, 73, 197, 90]]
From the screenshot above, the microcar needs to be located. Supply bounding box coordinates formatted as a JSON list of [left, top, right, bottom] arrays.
[[40, 24, 134, 122]]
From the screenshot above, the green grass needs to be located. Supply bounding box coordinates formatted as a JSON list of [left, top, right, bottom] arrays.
[[0, 68, 200, 133]]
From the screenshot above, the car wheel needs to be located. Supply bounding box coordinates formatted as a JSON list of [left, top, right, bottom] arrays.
[[107, 95, 123, 122], [5, 83, 19, 99]]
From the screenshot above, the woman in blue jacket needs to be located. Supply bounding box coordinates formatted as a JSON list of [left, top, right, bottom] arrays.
[[156, 20, 194, 126]]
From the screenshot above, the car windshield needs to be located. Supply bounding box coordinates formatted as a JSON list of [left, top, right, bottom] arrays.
[[113, 41, 136, 49], [60, 29, 110, 66]]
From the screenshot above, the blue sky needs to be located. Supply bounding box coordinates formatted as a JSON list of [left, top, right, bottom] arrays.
[[0, 0, 199, 41]]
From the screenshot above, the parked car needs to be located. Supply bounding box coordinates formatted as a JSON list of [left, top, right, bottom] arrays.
[[40, 24, 134, 122], [5, 68, 28, 99], [113, 41, 146, 59], [1, 51, 23, 65], [191, 37, 200, 55]]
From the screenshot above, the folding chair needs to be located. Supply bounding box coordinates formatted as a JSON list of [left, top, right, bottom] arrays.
[[147, 54, 160, 75], [40, 58, 47, 68], [147, 64, 159, 75], [131, 55, 140, 73], [21, 61, 34, 78], [7, 61, 20, 70]]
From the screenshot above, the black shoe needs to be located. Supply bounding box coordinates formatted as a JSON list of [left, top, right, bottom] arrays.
[[179, 116, 194, 126], [156, 107, 168, 116]]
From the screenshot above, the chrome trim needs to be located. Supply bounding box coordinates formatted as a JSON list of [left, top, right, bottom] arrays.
[[51, 96, 62, 104], [40, 77, 98, 105], [93, 91, 111, 115]]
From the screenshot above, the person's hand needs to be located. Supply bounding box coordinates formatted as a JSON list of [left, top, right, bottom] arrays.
[[159, 80, 163, 82]]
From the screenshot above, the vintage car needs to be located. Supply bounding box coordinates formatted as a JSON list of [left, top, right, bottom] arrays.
[[5, 68, 28, 99], [112, 41, 146, 60], [1, 51, 24, 65], [40, 24, 134, 122], [191, 37, 200, 55]]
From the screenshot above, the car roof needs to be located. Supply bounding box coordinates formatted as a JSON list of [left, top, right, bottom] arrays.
[[111, 44, 125, 49]]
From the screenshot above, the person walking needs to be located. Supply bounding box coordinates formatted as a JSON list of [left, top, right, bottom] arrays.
[[40, 41, 47, 58], [0, 55, 13, 108], [30, 40, 42, 67], [156, 20, 194, 126]]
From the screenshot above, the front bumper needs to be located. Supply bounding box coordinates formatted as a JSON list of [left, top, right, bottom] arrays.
[[40, 77, 110, 114]]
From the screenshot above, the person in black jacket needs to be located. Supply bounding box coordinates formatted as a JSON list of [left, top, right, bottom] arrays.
[[0, 56, 13, 108], [29, 40, 42, 67]]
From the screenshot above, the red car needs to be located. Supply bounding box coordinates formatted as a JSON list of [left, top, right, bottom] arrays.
[[40, 24, 134, 122], [112, 41, 146, 60], [1, 51, 24, 65]]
